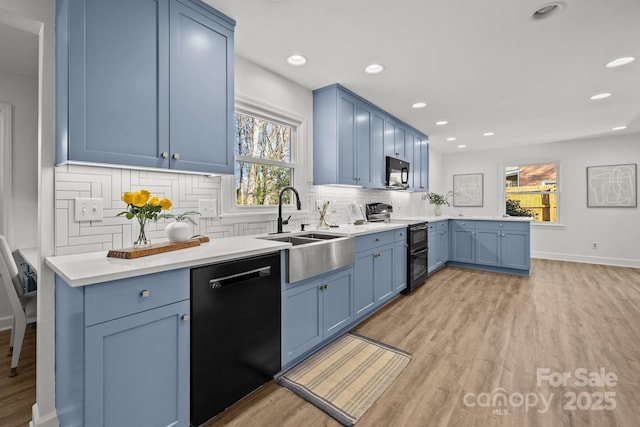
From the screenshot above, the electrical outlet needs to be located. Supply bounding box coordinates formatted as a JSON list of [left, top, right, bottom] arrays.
[[199, 199, 217, 218], [75, 198, 103, 222], [591, 242, 598, 249]]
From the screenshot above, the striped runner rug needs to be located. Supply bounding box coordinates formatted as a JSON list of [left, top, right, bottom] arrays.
[[277, 333, 412, 426]]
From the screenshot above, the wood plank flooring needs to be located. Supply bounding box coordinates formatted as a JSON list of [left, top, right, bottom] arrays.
[[205, 259, 640, 426], [1, 260, 638, 426], [0, 326, 36, 427]]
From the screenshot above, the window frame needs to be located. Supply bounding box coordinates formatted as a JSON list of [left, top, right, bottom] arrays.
[[499, 160, 564, 227], [221, 95, 309, 220]]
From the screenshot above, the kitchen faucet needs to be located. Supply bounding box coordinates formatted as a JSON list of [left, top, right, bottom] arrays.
[[277, 186, 301, 233]]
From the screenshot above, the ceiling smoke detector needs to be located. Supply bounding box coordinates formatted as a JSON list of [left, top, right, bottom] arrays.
[[531, 2, 564, 21]]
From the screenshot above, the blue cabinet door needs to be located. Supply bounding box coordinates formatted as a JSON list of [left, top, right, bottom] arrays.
[[84, 300, 190, 427], [394, 126, 406, 160], [355, 102, 373, 187], [476, 223, 501, 267], [450, 221, 476, 263], [354, 251, 375, 317], [374, 246, 394, 303], [67, 0, 170, 168], [371, 111, 386, 187], [427, 224, 437, 273], [322, 268, 353, 338], [419, 139, 429, 192], [438, 226, 449, 267], [337, 91, 357, 185], [394, 242, 407, 292], [384, 117, 397, 159], [282, 278, 323, 363], [169, 0, 234, 174], [501, 227, 531, 270]]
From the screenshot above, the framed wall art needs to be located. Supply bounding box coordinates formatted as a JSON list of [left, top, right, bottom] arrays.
[[587, 163, 637, 207], [453, 173, 483, 207]]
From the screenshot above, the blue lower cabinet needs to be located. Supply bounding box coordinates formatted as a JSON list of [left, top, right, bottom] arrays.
[[85, 301, 190, 427], [282, 267, 353, 367], [475, 222, 530, 271], [55, 270, 190, 427], [450, 220, 476, 264], [394, 241, 407, 292]]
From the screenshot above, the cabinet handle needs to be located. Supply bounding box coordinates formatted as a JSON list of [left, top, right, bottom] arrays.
[[400, 233, 404, 236], [140, 290, 150, 298], [160, 152, 169, 158], [182, 314, 190, 322], [502, 233, 505, 237], [172, 153, 180, 160], [472, 232, 475, 235], [499, 224, 503, 227], [395, 152, 400, 156], [320, 284, 328, 290], [375, 238, 380, 242]]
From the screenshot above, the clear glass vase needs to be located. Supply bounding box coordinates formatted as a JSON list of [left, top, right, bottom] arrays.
[[134, 216, 151, 248]]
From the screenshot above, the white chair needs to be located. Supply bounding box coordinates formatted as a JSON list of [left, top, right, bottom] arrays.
[[0, 235, 36, 377]]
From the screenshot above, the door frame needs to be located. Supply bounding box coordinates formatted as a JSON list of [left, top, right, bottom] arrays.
[[0, 102, 12, 246]]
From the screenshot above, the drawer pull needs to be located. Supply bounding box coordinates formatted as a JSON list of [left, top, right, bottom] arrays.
[[375, 238, 380, 242], [140, 290, 150, 298], [182, 314, 190, 322], [160, 152, 169, 158]]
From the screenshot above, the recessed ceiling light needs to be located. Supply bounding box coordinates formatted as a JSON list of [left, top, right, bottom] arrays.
[[436, 121, 448, 126], [531, 2, 564, 21], [612, 126, 627, 131], [457, 145, 467, 149], [483, 132, 495, 136], [606, 57, 635, 68], [446, 137, 457, 141], [412, 102, 427, 109], [286, 54, 307, 66], [364, 64, 384, 74], [590, 92, 612, 100]]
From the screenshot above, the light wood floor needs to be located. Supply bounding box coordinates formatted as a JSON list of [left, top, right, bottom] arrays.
[[205, 259, 640, 426], [0, 326, 36, 427]]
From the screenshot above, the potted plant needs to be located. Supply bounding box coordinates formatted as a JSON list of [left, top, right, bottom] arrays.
[[425, 191, 452, 216], [158, 211, 201, 243]]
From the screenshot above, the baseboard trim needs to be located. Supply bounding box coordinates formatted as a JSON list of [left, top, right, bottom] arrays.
[[532, 251, 640, 269], [30, 403, 59, 427], [0, 315, 13, 331]]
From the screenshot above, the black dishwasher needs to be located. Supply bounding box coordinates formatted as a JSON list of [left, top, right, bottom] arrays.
[[190, 253, 281, 426]]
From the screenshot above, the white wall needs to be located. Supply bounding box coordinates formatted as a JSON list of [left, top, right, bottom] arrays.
[[0, 71, 38, 249], [440, 133, 640, 267]]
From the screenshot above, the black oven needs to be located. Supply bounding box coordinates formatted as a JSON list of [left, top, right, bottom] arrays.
[[404, 222, 428, 293]]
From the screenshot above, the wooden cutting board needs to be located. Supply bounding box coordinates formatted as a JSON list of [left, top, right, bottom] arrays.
[[107, 235, 210, 259]]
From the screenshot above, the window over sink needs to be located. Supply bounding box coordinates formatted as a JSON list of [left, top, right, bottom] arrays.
[[221, 97, 307, 218]]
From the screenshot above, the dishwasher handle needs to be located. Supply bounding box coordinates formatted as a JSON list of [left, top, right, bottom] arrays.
[[209, 266, 272, 290]]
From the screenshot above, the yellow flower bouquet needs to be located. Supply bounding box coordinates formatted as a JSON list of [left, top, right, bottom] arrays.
[[118, 190, 172, 247]]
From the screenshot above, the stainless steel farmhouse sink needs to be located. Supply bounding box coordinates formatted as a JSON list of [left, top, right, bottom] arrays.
[[257, 232, 355, 282]]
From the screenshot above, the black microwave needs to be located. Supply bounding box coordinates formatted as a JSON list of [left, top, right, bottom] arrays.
[[385, 156, 409, 189]]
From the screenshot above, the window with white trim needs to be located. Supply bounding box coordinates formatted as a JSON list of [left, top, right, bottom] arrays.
[[221, 98, 305, 216], [504, 162, 558, 223]]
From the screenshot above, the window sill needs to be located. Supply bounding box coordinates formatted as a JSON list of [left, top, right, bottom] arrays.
[[219, 210, 310, 225], [531, 222, 566, 230]]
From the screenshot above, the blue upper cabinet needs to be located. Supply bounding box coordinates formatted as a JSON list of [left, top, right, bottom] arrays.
[[58, 0, 235, 174], [314, 84, 427, 189], [169, 0, 234, 173]]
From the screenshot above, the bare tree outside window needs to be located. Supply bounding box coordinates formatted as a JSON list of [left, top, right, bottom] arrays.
[[235, 112, 294, 206]]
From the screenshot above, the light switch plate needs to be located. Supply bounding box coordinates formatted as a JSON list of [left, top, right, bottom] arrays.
[[75, 198, 103, 222], [198, 199, 217, 218]]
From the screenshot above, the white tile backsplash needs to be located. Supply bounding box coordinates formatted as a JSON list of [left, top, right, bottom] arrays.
[[55, 164, 427, 255]]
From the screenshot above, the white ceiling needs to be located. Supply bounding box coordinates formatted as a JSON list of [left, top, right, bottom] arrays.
[[205, 0, 640, 153], [0, 22, 38, 79]]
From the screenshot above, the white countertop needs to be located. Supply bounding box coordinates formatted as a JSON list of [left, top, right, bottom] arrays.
[[394, 215, 533, 222], [46, 236, 291, 287], [46, 222, 409, 287]]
